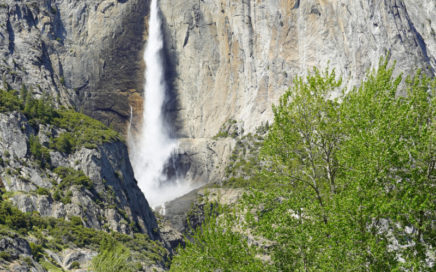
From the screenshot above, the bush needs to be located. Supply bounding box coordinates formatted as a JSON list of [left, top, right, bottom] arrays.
[[69, 216, 82, 226], [91, 238, 134, 272], [50, 133, 73, 154], [0, 251, 12, 261], [0, 201, 33, 234], [29, 242, 43, 260], [70, 261, 80, 269], [54, 166, 92, 190], [53, 190, 61, 201], [0, 89, 21, 112], [0, 197, 167, 268], [170, 204, 265, 272], [35, 187, 50, 196], [28, 135, 51, 169], [53, 110, 121, 150], [29, 135, 42, 159]]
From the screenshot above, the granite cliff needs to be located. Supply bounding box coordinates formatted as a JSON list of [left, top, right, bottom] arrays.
[[1, 0, 434, 185], [159, 0, 435, 184], [0, 0, 149, 132], [0, 0, 435, 270]]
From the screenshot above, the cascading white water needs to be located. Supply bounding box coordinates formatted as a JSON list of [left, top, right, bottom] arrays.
[[128, 0, 194, 208]]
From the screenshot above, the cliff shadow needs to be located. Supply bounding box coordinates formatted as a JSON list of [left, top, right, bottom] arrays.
[[160, 10, 183, 139], [159, 9, 191, 182]]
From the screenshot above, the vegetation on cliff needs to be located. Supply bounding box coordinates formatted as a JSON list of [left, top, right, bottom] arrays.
[[0, 87, 121, 155], [0, 89, 168, 271], [0, 195, 166, 271], [170, 59, 435, 271]]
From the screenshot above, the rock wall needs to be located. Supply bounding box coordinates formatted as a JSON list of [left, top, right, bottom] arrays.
[[159, 0, 435, 184], [161, 0, 434, 137], [0, 0, 434, 203], [0, 111, 159, 239], [0, 0, 150, 132]]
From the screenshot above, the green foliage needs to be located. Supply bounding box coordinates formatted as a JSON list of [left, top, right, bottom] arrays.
[[23, 95, 58, 127], [174, 59, 435, 271], [0, 251, 12, 261], [40, 260, 64, 272], [54, 167, 92, 190], [223, 124, 269, 188], [29, 242, 44, 261], [29, 135, 51, 168], [35, 187, 50, 196], [52, 110, 120, 151], [0, 201, 32, 234], [0, 89, 21, 112], [69, 216, 82, 226], [52, 190, 61, 201], [253, 59, 435, 270], [50, 133, 73, 154], [91, 238, 134, 272], [213, 119, 240, 139], [170, 204, 266, 272], [70, 261, 80, 269], [0, 196, 167, 267], [0, 88, 121, 154]]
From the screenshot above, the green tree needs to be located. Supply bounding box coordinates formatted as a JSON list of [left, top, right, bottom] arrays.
[[51, 133, 74, 154], [29, 135, 51, 168], [29, 135, 42, 159], [257, 59, 435, 270], [259, 67, 356, 271], [170, 204, 266, 272], [91, 238, 134, 272], [338, 60, 435, 269]]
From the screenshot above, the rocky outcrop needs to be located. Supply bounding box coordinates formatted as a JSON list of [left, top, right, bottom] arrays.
[[44, 248, 97, 271], [0, 0, 150, 132], [0, 111, 158, 239], [157, 187, 244, 234], [160, 0, 435, 184], [0, 234, 45, 272]]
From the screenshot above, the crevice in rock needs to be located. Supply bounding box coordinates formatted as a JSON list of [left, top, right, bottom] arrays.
[[6, 17, 14, 54], [293, 0, 300, 10]]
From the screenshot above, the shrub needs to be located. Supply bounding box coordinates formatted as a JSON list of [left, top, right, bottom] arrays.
[[53, 190, 61, 201], [0, 89, 21, 112], [70, 261, 80, 269], [50, 133, 73, 154], [29, 135, 42, 159], [29, 135, 51, 168], [29, 242, 43, 260], [91, 238, 134, 272], [35, 187, 50, 196], [69, 216, 82, 226], [54, 166, 92, 190], [0, 251, 12, 261]]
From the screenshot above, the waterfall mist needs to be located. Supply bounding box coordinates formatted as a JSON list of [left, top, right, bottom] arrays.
[[128, 0, 194, 208]]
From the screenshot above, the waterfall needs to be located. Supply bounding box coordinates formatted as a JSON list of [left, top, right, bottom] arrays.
[[128, 0, 193, 208]]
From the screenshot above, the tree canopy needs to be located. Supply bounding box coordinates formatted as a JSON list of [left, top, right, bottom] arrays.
[[171, 59, 435, 271]]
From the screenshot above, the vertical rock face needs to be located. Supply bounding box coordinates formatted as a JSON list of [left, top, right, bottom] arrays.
[[0, 0, 162, 240], [0, 111, 159, 239], [0, 0, 434, 207], [160, 0, 434, 138], [0, 0, 150, 132], [159, 0, 435, 184]]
